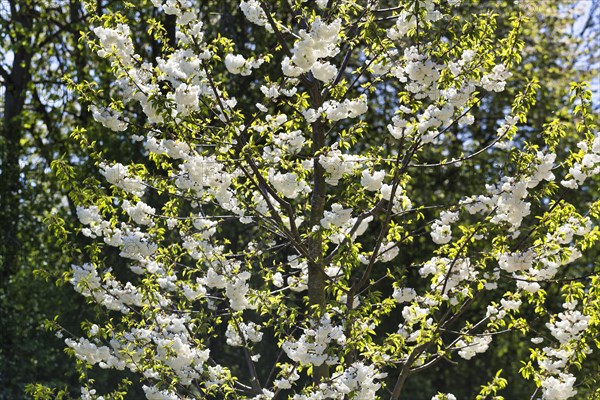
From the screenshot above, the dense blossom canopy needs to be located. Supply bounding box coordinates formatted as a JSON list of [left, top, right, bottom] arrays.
[[35, 0, 600, 399]]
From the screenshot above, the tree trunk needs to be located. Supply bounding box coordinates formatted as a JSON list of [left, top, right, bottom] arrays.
[[307, 83, 329, 383]]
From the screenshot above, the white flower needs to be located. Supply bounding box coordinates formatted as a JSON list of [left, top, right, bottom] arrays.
[[282, 314, 345, 366], [481, 63, 512, 92], [90, 105, 128, 131], [387, 116, 411, 139], [273, 130, 305, 154], [269, 170, 305, 199], [500, 298, 522, 311], [315, 0, 328, 9], [320, 204, 352, 229], [431, 224, 451, 244], [432, 394, 457, 400], [380, 184, 412, 213], [225, 53, 247, 74], [392, 287, 417, 303], [456, 335, 492, 360], [76, 206, 102, 225], [319, 150, 363, 185], [202, 268, 226, 289], [122, 200, 155, 225], [260, 84, 280, 99], [225, 54, 262, 76], [497, 250, 535, 273], [93, 24, 135, 65], [100, 163, 145, 197], [545, 308, 590, 344], [541, 373, 577, 400], [528, 151, 556, 188], [226, 273, 254, 311], [89, 324, 99, 336], [431, 210, 459, 243], [142, 384, 180, 400], [272, 272, 284, 287], [226, 321, 263, 346], [387, 11, 417, 40], [120, 232, 158, 260], [174, 83, 200, 115], [282, 56, 303, 77], [239, 0, 272, 31], [311, 61, 338, 82], [322, 95, 369, 121], [361, 169, 385, 191], [282, 17, 343, 80]]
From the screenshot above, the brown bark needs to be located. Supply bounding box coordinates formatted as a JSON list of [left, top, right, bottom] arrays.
[[307, 83, 329, 383]]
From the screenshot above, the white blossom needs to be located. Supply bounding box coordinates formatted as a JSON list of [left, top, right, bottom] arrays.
[[239, 0, 272, 31], [456, 334, 492, 360], [360, 169, 385, 191], [541, 373, 577, 400], [100, 163, 146, 197], [90, 105, 128, 131], [393, 287, 417, 303]]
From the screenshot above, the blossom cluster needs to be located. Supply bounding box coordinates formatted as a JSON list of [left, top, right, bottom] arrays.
[[282, 17, 342, 82]]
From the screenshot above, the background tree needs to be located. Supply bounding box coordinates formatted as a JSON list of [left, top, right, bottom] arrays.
[[0, 0, 152, 396], [0, 1, 85, 395]]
